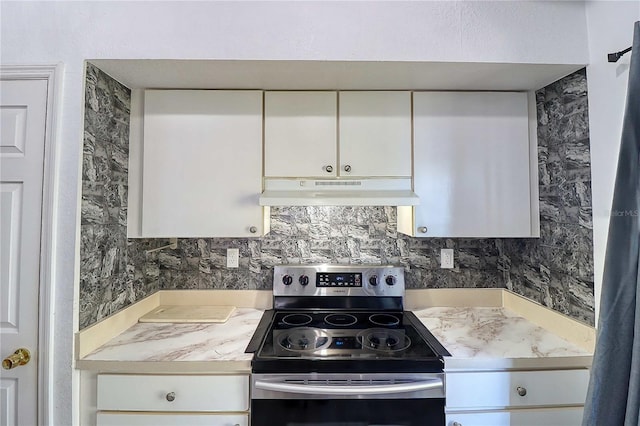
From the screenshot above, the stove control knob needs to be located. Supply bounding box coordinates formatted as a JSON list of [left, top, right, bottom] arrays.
[[282, 275, 293, 286], [385, 275, 396, 286], [299, 275, 309, 286], [369, 275, 378, 286]]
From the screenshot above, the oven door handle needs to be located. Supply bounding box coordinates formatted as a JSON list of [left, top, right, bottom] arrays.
[[253, 378, 443, 395]]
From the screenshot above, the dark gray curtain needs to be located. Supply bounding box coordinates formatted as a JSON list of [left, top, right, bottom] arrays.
[[583, 21, 640, 426]]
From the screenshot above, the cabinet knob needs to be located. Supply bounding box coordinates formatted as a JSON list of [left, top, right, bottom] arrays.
[[418, 226, 428, 234], [516, 386, 527, 397], [452, 422, 462, 426], [249, 226, 257, 234], [166, 392, 176, 402], [343, 164, 352, 172], [325, 165, 333, 173]]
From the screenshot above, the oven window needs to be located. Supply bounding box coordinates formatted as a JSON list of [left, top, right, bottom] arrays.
[[251, 399, 444, 426]]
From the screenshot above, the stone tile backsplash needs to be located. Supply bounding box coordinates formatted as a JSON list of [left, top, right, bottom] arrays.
[[78, 66, 594, 329], [152, 207, 503, 293], [500, 69, 594, 323], [80, 63, 159, 328]]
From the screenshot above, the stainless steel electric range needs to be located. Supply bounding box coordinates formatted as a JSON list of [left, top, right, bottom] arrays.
[[245, 265, 450, 426]]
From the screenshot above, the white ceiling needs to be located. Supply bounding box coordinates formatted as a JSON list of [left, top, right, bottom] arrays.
[[90, 59, 583, 92]]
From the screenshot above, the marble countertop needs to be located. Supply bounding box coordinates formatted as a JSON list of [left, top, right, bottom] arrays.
[[79, 306, 592, 372], [80, 308, 263, 371], [414, 307, 591, 370]]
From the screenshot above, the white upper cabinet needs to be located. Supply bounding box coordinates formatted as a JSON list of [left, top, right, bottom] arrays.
[[139, 90, 264, 238], [264, 91, 337, 178], [264, 91, 412, 179], [400, 91, 538, 238], [338, 91, 412, 177]]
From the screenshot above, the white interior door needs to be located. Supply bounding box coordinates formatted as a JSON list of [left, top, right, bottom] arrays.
[[0, 78, 48, 426]]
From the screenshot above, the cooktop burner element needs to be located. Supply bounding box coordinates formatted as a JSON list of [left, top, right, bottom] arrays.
[[369, 313, 401, 327], [281, 313, 313, 326], [279, 328, 331, 352], [324, 313, 358, 327], [358, 328, 411, 352]]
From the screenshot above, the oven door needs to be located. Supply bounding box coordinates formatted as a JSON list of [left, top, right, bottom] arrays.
[[251, 373, 445, 426]]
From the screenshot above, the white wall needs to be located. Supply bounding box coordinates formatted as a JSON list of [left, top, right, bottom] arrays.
[[1, 1, 588, 64], [0, 2, 590, 425], [585, 1, 640, 322]]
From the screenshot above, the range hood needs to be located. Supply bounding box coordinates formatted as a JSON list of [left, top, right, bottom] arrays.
[[259, 178, 419, 206]]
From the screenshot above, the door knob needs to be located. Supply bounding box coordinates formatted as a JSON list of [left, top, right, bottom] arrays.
[[2, 348, 31, 370]]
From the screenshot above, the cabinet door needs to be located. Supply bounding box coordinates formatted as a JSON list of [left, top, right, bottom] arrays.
[[446, 406, 583, 426], [97, 374, 249, 412], [264, 91, 337, 178], [446, 369, 589, 409], [339, 91, 412, 177], [142, 90, 263, 237], [412, 92, 533, 237], [97, 412, 248, 426]]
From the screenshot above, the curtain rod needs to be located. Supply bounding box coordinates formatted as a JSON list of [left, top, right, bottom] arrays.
[[608, 46, 632, 63]]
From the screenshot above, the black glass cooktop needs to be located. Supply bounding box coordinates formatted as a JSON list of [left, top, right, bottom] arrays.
[[248, 310, 449, 374]]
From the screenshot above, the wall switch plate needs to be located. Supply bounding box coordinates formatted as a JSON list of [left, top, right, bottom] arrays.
[[441, 248, 454, 269], [226, 248, 239, 268]]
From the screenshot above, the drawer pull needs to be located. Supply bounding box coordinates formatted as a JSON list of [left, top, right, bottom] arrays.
[[516, 386, 527, 397], [165, 392, 176, 402]]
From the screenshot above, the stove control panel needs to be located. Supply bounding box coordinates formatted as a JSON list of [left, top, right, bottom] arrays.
[[273, 265, 405, 298], [316, 272, 362, 287]]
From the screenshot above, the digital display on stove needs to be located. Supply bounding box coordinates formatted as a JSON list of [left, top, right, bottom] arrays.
[[316, 272, 362, 287], [330, 336, 358, 349]]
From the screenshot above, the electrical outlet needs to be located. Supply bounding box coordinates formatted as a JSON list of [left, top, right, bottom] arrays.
[[441, 249, 454, 269], [226, 248, 239, 268]]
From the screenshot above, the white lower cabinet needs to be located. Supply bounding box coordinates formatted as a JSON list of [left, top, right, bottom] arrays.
[[446, 369, 589, 426], [97, 413, 248, 426], [446, 406, 583, 426], [96, 374, 249, 426]]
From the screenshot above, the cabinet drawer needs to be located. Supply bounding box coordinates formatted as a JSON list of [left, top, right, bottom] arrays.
[[446, 406, 583, 426], [97, 412, 248, 426], [97, 374, 249, 412], [446, 369, 589, 409]]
